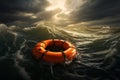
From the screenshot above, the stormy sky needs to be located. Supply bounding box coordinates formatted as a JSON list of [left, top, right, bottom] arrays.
[[0, 0, 120, 26]]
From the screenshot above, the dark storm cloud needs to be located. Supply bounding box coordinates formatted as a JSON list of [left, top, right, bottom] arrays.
[[70, 0, 120, 26], [0, 0, 49, 26]]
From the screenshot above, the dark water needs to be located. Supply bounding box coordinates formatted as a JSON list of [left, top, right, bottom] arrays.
[[0, 23, 120, 80]]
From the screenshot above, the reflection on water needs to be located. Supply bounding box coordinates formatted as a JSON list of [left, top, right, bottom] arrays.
[[0, 23, 120, 80]]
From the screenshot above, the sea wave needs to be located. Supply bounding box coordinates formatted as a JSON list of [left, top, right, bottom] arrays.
[[0, 23, 120, 80]]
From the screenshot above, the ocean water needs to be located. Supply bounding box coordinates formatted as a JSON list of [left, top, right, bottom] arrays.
[[0, 23, 120, 80]]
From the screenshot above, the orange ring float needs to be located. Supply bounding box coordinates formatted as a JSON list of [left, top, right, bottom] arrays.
[[32, 39, 77, 63]]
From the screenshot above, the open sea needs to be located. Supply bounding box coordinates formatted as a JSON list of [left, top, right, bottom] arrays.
[[0, 23, 120, 80]]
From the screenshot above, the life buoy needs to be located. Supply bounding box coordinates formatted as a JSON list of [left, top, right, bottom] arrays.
[[32, 39, 77, 63]]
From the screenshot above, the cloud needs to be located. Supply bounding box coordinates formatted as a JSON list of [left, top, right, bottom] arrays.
[[1, 0, 120, 27], [69, 0, 120, 26], [0, 0, 49, 26]]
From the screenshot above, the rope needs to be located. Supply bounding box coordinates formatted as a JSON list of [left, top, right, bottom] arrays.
[[61, 40, 66, 47], [61, 51, 67, 62], [52, 39, 56, 47], [39, 50, 48, 60]]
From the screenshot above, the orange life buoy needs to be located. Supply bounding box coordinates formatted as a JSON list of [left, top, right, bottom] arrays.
[[32, 39, 77, 63]]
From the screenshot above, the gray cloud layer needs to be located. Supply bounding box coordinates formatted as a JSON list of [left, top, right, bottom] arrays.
[[0, 0, 49, 26], [0, 0, 120, 26], [70, 0, 120, 26]]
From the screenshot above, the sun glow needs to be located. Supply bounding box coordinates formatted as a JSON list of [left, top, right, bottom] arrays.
[[46, 0, 67, 11], [46, 0, 70, 23], [45, 0, 85, 25]]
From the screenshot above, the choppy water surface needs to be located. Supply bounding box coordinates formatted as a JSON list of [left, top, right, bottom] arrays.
[[0, 23, 120, 80]]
